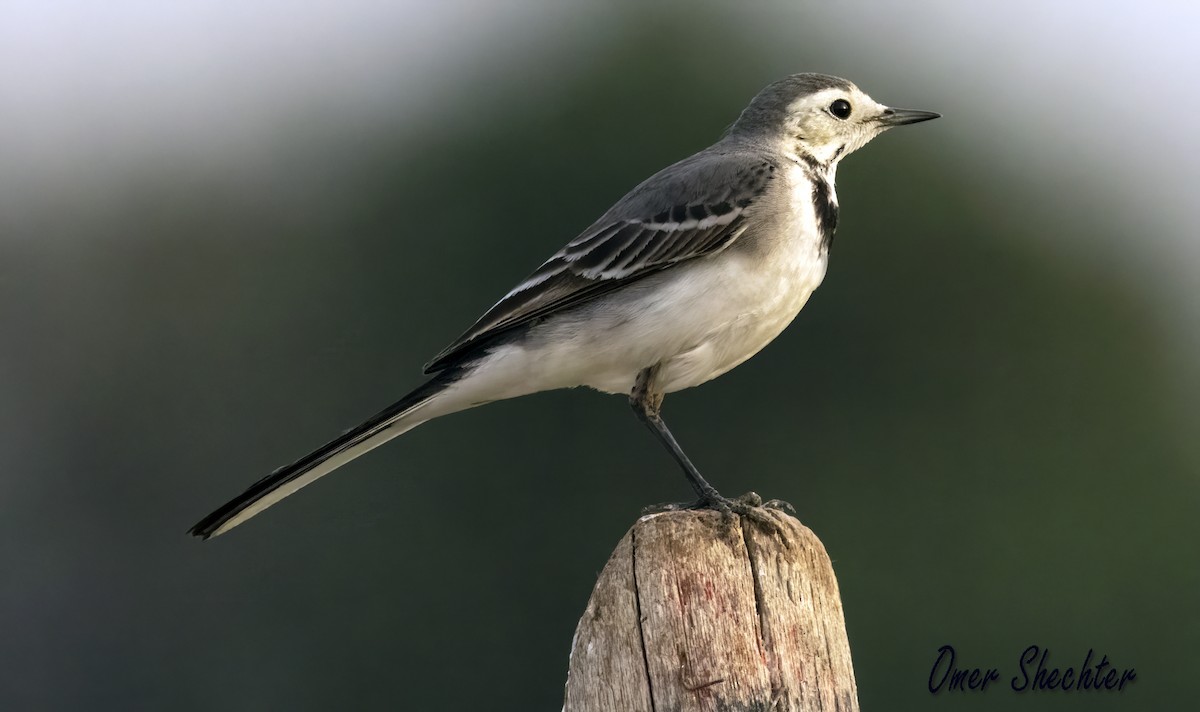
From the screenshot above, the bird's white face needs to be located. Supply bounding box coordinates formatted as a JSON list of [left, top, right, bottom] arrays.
[[781, 85, 894, 167]]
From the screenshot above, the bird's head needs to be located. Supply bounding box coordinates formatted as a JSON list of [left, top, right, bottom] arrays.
[[730, 73, 939, 168]]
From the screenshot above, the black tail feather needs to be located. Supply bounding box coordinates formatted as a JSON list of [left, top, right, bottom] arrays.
[[188, 371, 460, 539]]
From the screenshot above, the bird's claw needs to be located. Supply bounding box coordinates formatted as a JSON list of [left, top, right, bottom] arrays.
[[642, 491, 795, 544], [641, 498, 711, 514], [761, 498, 796, 514]]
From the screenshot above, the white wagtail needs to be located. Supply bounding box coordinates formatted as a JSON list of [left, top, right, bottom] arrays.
[[190, 73, 938, 539]]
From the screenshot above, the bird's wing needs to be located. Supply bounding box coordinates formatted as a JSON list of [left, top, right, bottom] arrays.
[[424, 149, 777, 373]]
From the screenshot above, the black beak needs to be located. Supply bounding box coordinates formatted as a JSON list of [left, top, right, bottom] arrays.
[[877, 107, 941, 127]]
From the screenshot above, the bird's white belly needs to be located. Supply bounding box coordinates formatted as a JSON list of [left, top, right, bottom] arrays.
[[654, 244, 827, 393], [501, 238, 828, 396], [472, 173, 830, 399]]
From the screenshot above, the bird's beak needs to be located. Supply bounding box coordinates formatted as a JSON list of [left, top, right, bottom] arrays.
[[877, 107, 941, 127]]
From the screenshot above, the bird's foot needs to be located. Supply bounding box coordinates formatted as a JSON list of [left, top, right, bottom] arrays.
[[643, 490, 793, 514], [641, 491, 795, 542], [641, 498, 708, 514]]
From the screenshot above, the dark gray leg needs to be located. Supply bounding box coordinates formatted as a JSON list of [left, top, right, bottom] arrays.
[[630, 364, 796, 522], [630, 364, 731, 509]]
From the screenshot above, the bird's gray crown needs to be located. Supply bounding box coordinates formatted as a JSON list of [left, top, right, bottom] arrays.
[[729, 73, 855, 137]]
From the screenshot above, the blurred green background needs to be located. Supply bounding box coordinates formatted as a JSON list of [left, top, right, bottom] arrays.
[[2, 1, 1197, 710]]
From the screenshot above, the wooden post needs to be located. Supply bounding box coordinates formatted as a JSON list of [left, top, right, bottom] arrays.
[[563, 508, 859, 711]]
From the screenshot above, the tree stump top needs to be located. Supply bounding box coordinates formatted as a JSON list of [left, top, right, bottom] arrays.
[[564, 508, 859, 712]]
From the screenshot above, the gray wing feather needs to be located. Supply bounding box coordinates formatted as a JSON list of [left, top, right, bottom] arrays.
[[424, 147, 778, 373]]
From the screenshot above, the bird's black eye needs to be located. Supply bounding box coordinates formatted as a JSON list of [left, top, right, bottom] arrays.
[[829, 99, 852, 120]]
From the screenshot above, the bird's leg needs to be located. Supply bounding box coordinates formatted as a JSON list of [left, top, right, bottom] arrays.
[[630, 365, 796, 530], [629, 364, 732, 511]]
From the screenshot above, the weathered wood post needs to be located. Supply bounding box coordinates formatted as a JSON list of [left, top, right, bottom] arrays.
[[563, 507, 859, 711]]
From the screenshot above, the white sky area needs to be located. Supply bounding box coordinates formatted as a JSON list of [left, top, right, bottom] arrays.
[[0, 1, 615, 190], [2, 1, 1196, 333], [798, 0, 1199, 275]]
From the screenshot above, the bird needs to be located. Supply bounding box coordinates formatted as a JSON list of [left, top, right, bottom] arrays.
[[190, 73, 939, 539]]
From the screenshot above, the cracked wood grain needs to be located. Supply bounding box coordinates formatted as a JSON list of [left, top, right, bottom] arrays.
[[564, 509, 859, 712]]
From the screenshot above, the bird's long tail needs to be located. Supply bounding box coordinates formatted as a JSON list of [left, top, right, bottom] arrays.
[[189, 367, 468, 540]]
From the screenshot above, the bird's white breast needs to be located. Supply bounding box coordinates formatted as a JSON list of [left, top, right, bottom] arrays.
[[626, 163, 831, 393], [672, 164, 830, 379], [474, 165, 832, 397]]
